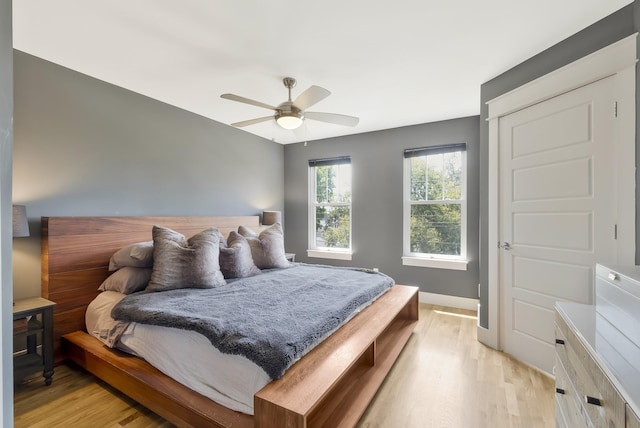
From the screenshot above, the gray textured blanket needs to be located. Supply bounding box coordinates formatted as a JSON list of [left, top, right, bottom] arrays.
[[111, 263, 393, 379]]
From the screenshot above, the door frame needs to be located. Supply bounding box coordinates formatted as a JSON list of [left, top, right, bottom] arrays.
[[479, 33, 637, 349]]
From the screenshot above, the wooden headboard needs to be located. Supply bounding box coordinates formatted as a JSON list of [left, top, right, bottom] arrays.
[[41, 215, 260, 362]]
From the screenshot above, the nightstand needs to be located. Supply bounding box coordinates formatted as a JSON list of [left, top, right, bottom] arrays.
[[285, 253, 296, 262], [13, 297, 55, 385]]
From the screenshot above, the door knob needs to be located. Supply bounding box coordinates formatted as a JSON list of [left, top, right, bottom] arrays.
[[500, 242, 512, 250]]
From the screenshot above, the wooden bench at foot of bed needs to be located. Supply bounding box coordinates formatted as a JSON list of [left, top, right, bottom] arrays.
[[62, 284, 418, 428]]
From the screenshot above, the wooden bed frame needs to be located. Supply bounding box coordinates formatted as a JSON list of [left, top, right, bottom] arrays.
[[42, 216, 419, 428]]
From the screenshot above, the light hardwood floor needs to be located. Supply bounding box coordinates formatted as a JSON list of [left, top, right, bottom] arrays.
[[14, 304, 555, 427]]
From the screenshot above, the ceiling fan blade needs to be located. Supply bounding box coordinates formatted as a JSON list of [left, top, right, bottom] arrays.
[[305, 112, 359, 127], [230, 116, 274, 127], [221, 93, 277, 111], [293, 86, 331, 110]]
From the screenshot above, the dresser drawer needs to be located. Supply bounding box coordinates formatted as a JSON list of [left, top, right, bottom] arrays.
[[556, 313, 625, 427], [555, 356, 587, 428], [555, 324, 570, 377], [628, 405, 640, 428], [555, 396, 570, 428]]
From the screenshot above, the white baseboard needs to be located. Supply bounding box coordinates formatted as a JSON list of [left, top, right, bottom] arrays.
[[418, 291, 479, 311]]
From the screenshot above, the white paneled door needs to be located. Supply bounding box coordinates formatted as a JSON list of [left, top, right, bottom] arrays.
[[499, 76, 617, 373]]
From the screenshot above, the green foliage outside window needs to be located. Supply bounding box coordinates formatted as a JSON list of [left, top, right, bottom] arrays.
[[409, 152, 463, 256], [410, 204, 461, 255], [315, 206, 350, 248], [314, 164, 351, 249]]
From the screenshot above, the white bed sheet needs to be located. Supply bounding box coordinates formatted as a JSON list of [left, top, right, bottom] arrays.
[[85, 291, 270, 415]]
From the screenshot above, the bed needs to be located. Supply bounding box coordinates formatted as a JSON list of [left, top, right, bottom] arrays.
[[42, 216, 419, 428]]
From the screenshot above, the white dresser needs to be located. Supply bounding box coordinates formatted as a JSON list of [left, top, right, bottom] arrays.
[[555, 264, 640, 428]]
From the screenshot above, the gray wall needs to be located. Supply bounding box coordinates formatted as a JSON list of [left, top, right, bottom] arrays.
[[284, 116, 480, 299], [1, 0, 12, 423], [12, 51, 284, 299], [478, 4, 637, 327]]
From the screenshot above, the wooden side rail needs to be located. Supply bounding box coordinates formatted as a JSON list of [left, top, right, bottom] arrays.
[[62, 331, 254, 428]]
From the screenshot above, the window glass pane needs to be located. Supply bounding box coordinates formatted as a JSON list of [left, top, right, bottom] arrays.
[[316, 166, 330, 203], [316, 164, 351, 204], [426, 154, 443, 200], [315, 206, 350, 249], [410, 204, 461, 255], [410, 157, 426, 201], [443, 151, 462, 200], [335, 164, 351, 203]]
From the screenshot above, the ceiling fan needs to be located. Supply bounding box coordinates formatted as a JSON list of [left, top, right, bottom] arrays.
[[221, 77, 359, 130]]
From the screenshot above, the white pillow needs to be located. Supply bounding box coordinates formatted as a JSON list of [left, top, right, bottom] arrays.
[[109, 241, 154, 271], [98, 266, 152, 294]]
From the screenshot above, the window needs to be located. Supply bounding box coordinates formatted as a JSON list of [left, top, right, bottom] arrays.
[[403, 143, 467, 270], [308, 157, 352, 260]]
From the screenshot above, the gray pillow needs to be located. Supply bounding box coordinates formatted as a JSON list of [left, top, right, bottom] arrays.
[[219, 231, 261, 279], [238, 223, 290, 269], [109, 240, 154, 271], [147, 225, 226, 292], [98, 266, 152, 294]]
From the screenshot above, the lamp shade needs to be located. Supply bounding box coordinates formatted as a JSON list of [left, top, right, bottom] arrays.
[[276, 115, 303, 130], [12, 205, 30, 238], [262, 210, 282, 226]]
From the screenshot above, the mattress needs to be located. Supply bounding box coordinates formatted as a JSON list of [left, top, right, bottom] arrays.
[[85, 291, 270, 415]]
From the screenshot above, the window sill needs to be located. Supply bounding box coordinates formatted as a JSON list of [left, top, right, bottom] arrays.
[[307, 249, 353, 261], [402, 256, 468, 271]]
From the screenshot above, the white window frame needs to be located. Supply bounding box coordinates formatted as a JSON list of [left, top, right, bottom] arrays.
[[307, 157, 353, 261], [402, 144, 468, 271]]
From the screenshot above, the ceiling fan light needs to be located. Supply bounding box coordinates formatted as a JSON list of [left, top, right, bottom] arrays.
[[276, 114, 303, 130]]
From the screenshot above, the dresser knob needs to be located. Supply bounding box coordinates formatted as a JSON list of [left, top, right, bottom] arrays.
[[584, 395, 602, 406], [555, 339, 565, 345], [556, 388, 565, 395], [608, 272, 619, 281]]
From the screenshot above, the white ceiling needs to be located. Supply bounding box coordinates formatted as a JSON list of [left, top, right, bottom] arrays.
[[12, 0, 633, 144]]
